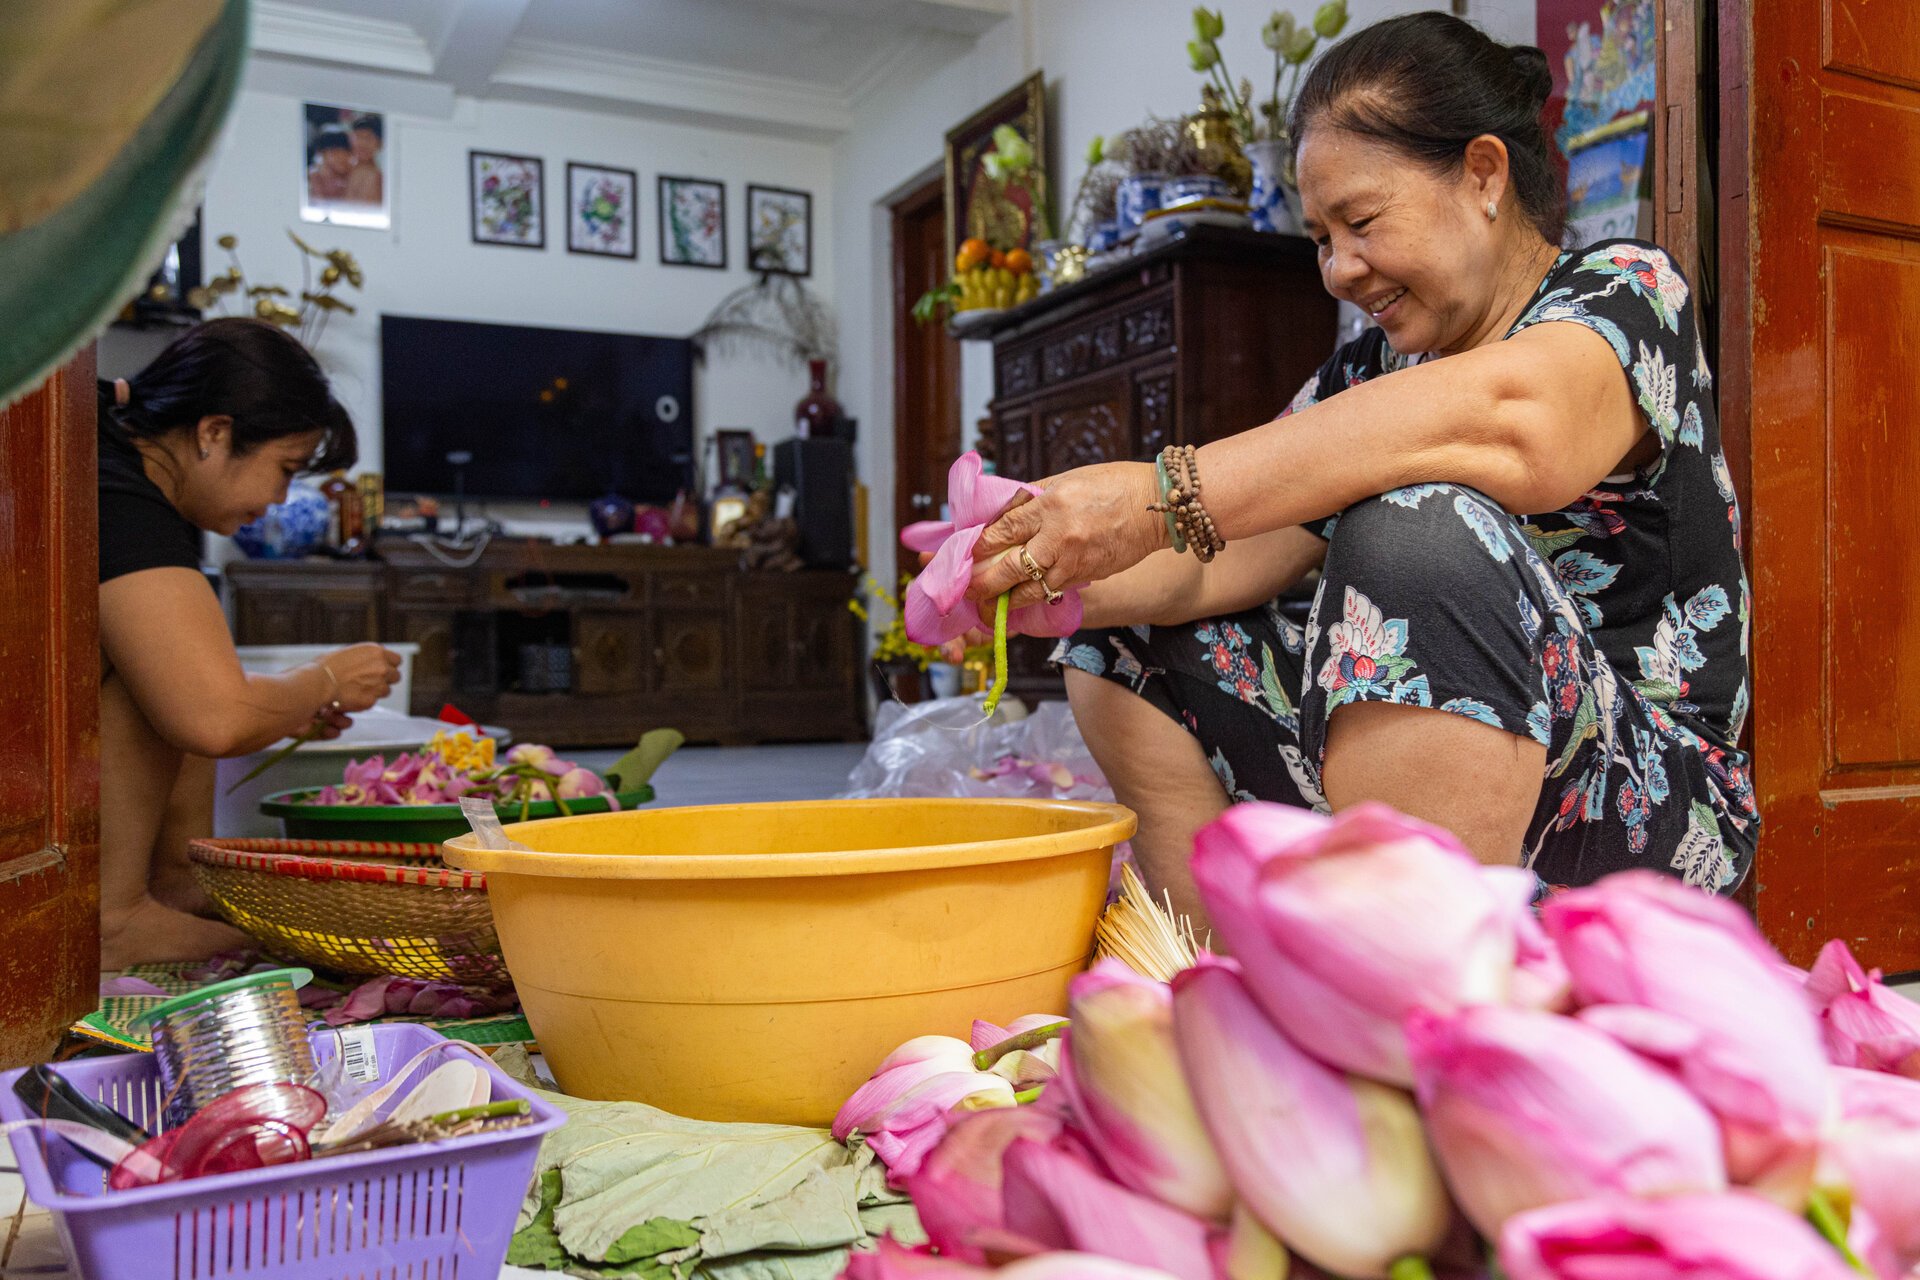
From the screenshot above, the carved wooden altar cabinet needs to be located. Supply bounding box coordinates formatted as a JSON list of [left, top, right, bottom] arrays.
[[978, 225, 1338, 699]]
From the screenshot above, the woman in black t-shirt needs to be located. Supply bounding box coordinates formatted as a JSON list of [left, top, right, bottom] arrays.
[[99, 319, 401, 968]]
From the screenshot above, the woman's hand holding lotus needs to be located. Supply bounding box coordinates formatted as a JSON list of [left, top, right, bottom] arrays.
[[965, 462, 1167, 616]]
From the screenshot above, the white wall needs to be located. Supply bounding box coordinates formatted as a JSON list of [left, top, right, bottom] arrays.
[[834, 0, 1536, 599], [195, 83, 835, 527]]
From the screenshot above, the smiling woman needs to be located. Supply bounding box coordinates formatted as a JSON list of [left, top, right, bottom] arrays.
[[95, 318, 402, 969], [958, 12, 1757, 927]]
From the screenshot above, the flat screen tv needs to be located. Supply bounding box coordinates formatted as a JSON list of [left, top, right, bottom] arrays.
[[380, 315, 694, 503]]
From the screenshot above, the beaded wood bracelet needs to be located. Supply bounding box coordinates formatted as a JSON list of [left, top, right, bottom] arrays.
[[1147, 443, 1227, 563]]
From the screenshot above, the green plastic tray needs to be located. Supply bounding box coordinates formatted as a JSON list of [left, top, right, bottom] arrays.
[[260, 786, 655, 844]]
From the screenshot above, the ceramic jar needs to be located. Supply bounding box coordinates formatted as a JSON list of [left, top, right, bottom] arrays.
[[1247, 139, 1301, 235], [1116, 173, 1167, 237], [232, 483, 331, 559], [1086, 220, 1122, 254], [1163, 175, 1233, 208]]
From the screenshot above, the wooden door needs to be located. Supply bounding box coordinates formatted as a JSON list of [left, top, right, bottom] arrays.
[[891, 175, 961, 586], [1744, 0, 1920, 966], [0, 355, 101, 1067]]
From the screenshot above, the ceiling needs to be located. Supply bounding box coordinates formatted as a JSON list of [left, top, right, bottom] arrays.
[[250, 0, 1010, 138]]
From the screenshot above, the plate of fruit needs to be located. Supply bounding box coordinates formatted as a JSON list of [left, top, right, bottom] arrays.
[[913, 237, 1041, 332]]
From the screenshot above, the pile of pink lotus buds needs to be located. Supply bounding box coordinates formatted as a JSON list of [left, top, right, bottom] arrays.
[[833, 801, 1920, 1280]]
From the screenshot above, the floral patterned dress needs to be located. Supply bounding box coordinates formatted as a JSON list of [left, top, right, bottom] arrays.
[[1056, 240, 1759, 893]]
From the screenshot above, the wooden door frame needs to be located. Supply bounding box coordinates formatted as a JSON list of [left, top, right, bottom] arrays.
[[889, 171, 958, 586], [1716, 0, 1753, 518]]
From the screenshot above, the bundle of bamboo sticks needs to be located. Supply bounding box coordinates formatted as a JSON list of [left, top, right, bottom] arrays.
[[1093, 862, 1206, 982]]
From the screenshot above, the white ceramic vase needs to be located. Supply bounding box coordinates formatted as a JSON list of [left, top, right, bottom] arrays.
[[1247, 139, 1302, 235]]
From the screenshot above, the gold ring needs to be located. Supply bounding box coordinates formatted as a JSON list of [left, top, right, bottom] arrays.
[[1017, 545, 1063, 604]]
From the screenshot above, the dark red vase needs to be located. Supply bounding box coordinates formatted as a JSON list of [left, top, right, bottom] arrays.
[[794, 358, 843, 439]]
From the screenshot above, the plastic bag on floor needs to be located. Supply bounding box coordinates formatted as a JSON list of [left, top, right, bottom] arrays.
[[840, 697, 1112, 804]]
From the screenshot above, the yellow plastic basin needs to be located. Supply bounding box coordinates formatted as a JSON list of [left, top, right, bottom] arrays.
[[442, 797, 1134, 1125]]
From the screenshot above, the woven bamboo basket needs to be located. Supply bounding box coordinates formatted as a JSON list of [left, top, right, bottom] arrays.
[[187, 837, 507, 986]]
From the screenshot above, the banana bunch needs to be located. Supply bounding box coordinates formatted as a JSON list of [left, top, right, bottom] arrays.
[[956, 265, 1040, 311]]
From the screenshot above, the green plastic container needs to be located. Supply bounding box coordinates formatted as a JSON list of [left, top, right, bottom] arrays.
[[260, 786, 655, 843]]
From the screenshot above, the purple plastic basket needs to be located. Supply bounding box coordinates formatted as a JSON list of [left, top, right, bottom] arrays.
[[0, 1023, 561, 1280]]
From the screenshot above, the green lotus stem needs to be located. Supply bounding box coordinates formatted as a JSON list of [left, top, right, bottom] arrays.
[[428, 1099, 531, 1125], [982, 593, 1011, 716], [1807, 1187, 1874, 1275], [223, 724, 320, 795], [973, 1018, 1068, 1071], [1012, 1085, 1047, 1105], [1389, 1257, 1436, 1280]]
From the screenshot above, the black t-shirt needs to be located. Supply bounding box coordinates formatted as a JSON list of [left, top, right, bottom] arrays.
[[98, 413, 202, 585]]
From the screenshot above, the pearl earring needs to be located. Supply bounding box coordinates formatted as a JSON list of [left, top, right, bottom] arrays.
[[1485, 200, 1498, 221], [199, 447, 210, 460]]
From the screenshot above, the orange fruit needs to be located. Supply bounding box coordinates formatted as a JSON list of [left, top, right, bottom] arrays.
[[1005, 248, 1033, 275], [990, 249, 1008, 270]]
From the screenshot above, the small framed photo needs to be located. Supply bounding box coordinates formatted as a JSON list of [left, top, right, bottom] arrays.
[[470, 151, 545, 249], [566, 162, 637, 257], [746, 185, 812, 276], [659, 176, 726, 269], [303, 102, 389, 230], [715, 430, 757, 491]]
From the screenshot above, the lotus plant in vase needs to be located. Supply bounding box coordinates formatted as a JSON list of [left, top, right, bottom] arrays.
[[1187, 3, 1351, 232]]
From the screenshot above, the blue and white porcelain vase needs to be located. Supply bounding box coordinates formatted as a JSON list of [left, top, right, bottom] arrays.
[[1163, 175, 1232, 208], [1116, 173, 1167, 238], [1086, 220, 1122, 254], [1247, 139, 1300, 235], [232, 482, 331, 559]]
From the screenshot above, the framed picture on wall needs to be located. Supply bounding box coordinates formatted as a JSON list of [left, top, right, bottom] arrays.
[[567, 162, 637, 257], [470, 151, 545, 249], [302, 102, 389, 229], [659, 176, 726, 269], [943, 72, 1048, 265], [746, 185, 811, 276], [715, 429, 757, 491]]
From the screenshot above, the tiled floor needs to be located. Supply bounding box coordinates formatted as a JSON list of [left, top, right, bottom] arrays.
[[572, 739, 869, 809], [2, 742, 869, 1279]]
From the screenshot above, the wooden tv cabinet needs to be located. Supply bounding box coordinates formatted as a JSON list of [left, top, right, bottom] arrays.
[[226, 540, 867, 747]]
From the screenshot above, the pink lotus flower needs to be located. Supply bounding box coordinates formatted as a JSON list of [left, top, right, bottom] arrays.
[[997, 1138, 1218, 1280], [1495, 867, 1573, 1012], [507, 743, 567, 774], [1191, 802, 1520, 1085], [1806, 939, 1920, 1078], [555, 766, 608, 800], [1497, 1192, 1862, 1280], [1171, 954, 1450, 1279], [1542, 871, 1828, 1199], [1819, 1067, 1920, 1272], [971, 1014, 1067, 1055], [900, 452, 1082, 645], [841, 1238, 1180, 1280], [909, 1106, 1076, 1263], [1405, 1004, 1726, 1237], [319, 975, 514, 1026], [1057, 961, 1232, 1221], [907, 1104, 1196, 1269], [968, 1015, 1065, 1089], [834, 1035, 1016, 1186]]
